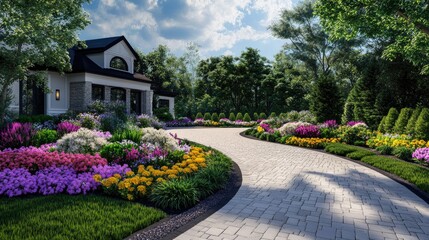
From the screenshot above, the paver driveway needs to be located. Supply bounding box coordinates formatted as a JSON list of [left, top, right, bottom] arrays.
[[167, 128, 429, 240]]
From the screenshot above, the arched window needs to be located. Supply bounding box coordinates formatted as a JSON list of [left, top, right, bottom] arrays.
[[110, 57, 128, 71], [111, 87, 126, 102]]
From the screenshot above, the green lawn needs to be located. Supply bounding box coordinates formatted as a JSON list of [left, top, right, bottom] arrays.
[[0, 194, 166, 240]]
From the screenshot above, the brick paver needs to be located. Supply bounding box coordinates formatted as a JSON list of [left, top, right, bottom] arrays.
[[168, 128, 429, 240]]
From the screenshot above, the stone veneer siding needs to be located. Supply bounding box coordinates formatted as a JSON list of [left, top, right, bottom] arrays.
[[69, 82, 92, 111]]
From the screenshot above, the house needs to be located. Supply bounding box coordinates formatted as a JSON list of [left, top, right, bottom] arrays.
[[9, 36, 175, 117]]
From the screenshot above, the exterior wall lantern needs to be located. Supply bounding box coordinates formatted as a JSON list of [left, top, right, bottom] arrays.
[[55, 89, 60, 101]]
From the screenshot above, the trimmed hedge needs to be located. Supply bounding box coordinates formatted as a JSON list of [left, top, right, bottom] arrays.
[[324, 143, 363, 156]]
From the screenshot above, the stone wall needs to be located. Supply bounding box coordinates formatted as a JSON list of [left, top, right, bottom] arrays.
[[69, 82, 91, 111]]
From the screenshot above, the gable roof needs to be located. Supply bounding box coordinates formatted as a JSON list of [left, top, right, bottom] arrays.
[[74, 35, 139, 60]]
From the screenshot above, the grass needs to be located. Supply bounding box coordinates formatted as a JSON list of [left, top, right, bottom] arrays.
[[361, 155, 429, 193], [324, 143, 364, 156], [0, 194, 166, 240], [346, 150, 376, 160]]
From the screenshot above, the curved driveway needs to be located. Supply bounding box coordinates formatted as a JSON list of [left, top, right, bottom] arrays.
[[168, 128, 429, 240]]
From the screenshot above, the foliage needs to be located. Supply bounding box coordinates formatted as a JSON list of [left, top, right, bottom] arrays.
[[150, 179, 199, 210], [243, 113, 251, 122], [15, 115, 53, 124], [383, 108, 399, 133], [99, 113, 124, 133], [345, 150, 375, 160], [110, 127, 143, 144], [57, 121, 80, 136], [253, 112, 259, 120], [406, 108, 422, 135], [0, 0, 90, 126], [136, 114, 164, 129], [392, 147, 413, 161], [203, 112, 211, 120], [337, 126, 371, 145], [0, 122, 35, 150], [76, 113, 100, 130], [311, 76, 343, 123], [294, 125, 320, 138], [393, 108, 413, 134], [195, 112, 203, 119], [153, 107, 173, 122], [315, 0, 429, 74], [259, 112, 267, 119], [414, 108, 429, 140], [361, 155, 429, 193], [56, 128, 108, 154], [0, 194, 166, 240], [32, 129, 58, 147], [269, 112, 276, 119], [211, 113, 219, 122], [324, 143, 363, 156], [219, 113, 226, 119], [376, 145, 394, 155], [236, 112, 243, 121], [100, 141, 138, 164], [377, 116, 387, 133], [229, 112, 236, 121]]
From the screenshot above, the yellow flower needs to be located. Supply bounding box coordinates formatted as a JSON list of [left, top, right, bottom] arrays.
[[137, 185, 146, 194], [161, 166, 169, 171], [127, 194, 134, 201], [131, 177, 140, 185], [189, 164, 198, 171], [118, 181, 126, 190], [113, 173, 121, 179], [93, 174, 102, 182], [156, 178, 166, 183], [146, 181, 152, 186], [168, 174, 178, 179], [126, 171, 135, 177], [257, 126, 264, 133], [183, 167, 192, 174], [128, 187, 135, 192]]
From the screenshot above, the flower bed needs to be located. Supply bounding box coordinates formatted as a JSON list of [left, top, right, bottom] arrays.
[[285, 136, 340, 149]]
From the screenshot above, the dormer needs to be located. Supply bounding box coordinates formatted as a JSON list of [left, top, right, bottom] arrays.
[[81, 36, 138, 74]]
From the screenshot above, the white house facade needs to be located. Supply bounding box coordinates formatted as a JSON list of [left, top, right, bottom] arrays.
[[9, 36, 175, 117]]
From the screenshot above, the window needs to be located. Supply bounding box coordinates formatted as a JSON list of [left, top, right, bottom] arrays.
[[159, 99, 169, 108], [110, 57, 128, 71], [111, 87, 126, 102], [130, 90, 141, 114], [92, 84, 105, 101]]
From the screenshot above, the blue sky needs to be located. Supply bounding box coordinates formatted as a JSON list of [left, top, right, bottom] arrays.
[[80, 0, 301, 60]]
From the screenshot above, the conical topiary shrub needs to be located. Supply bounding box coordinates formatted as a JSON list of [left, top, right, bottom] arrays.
[[253, 112, 259, 120], [259, 112, 267, 119], [384, 108, 399, 133], [219, 113, 226, 119], [377, 116, 386, 133], [211, 113, 219, 122], [195, 112, 203, 119], [229, 113, 236, 121], [414, 108, 429, 140], [236, 112, 243, 120], [203, 112, 211, 120], [393, 108, 413, 134], [243, 113, 251, 122], [406, 107, 422, 135], [269, 112, 276, 118]]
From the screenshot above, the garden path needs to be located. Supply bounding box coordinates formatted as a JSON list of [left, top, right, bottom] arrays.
[[167, 128, 429, 240]]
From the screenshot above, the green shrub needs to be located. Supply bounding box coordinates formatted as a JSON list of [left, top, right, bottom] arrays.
[[154, 107, 173, 122], [393, 108, 413, 134], [211, 113, 219, 122], [384, 108, 399, 133], [196, 112, 204, 119], [236, 112, 243, 120], [228, 113, 236, 121], [346, 150, 375, 160], [337, 126, 372, 145], [32, 129, 58, 147], [16, 114, 53, 123], [110, 127, 143, 143], [325, 143, 362, 156], [150, 179, 199, 210], [361, 155, 429, 193], [414, 108, 429, 140], [392, 147, 413, 161], [269, 112, 276, 118], [320, 127, 338, 138], [253, 112, 259, 120], [405, 107, 422, 135], [243, 113, 251, 122], [193, 165, 229, 199], [219, 113, 226, 119], [100, 113, 124, 133], [259, 112, 267, 119], [279, 113, 287, 119], [165, 150, 185, 165], [377, 116, 386, 133], [99, 141, 137, 164], [376, 145, 394, 155], [203, 112, 211, 120], [266, 134, 277, 142]]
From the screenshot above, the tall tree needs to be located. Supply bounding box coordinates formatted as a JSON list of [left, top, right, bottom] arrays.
[[315, 0, 429, 74], [0, 0, 90, 126]]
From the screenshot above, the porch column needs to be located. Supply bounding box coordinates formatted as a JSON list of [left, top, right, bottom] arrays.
[[69, 82, 92, 111], [104, 86, 111, 102], [125, 88, 131, 114], [142, 90, 153, 116]]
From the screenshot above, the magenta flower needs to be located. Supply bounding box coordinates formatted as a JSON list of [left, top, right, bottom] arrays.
[[294, 125, 320, 138]]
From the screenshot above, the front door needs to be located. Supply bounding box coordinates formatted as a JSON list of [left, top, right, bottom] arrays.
[[19, 80, 45, 115], [130, 90, 141, 115]]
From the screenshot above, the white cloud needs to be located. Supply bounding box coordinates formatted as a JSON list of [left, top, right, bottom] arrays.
[[82, 0, 294, 57]]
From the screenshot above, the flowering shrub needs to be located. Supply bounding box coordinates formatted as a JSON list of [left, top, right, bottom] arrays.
[[285, 137, 340, 149], [258, 123, 274, 133], [0, 122, 35, 150], [412, 148, 429, 164], [56, 128, 108, 154], [57, 121, 80, 136], [100, 140, 140, 164], [95, 146, 207, 201], [337, 125, 373, 145], [1, 143, 55, 153], [278, 122, 311, 136], [294, 125, 320, 138], [76, 113, 101, 129], [0, 164, 130, 197], [136, 114, 165, 129], [141, 127, 179, 151], [366, 133, 427, 149], [32, 129, 58, 147], [165, 117, 193, 127], [321, 120, 338, 128], [0, 150, 107, 172]]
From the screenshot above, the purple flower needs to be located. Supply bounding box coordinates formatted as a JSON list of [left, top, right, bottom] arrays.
[[322, 120, 338, 128], [0, 122, 35, 150], [294, 125, 320, 138], [57, 121, 80, 136], [412, 148, 429, 163]]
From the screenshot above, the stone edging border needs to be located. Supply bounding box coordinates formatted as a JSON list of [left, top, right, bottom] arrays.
[[125, 157, 243, 240], [239, 131, 429, 205]]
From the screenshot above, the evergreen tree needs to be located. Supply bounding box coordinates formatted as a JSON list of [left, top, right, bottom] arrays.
[[310, 76, 343, 123], [211, 113, 219, 122], [243, 113, 251, 122], [253, 112, 259, 120], [195, 112, 203, 119], [203, 112, 211, 120], [219, 113, 226, 119], [228, 113, 236, 121], [236, 112, 244, 120], [414, 108, 429, 140], [384, 108, 399, 133], [405, 107, 422, 135], [393, 108, 413, 134], [377, 116, 386, 133]]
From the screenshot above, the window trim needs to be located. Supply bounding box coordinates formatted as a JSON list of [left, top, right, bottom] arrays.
[[109, 56, 128, 71]]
